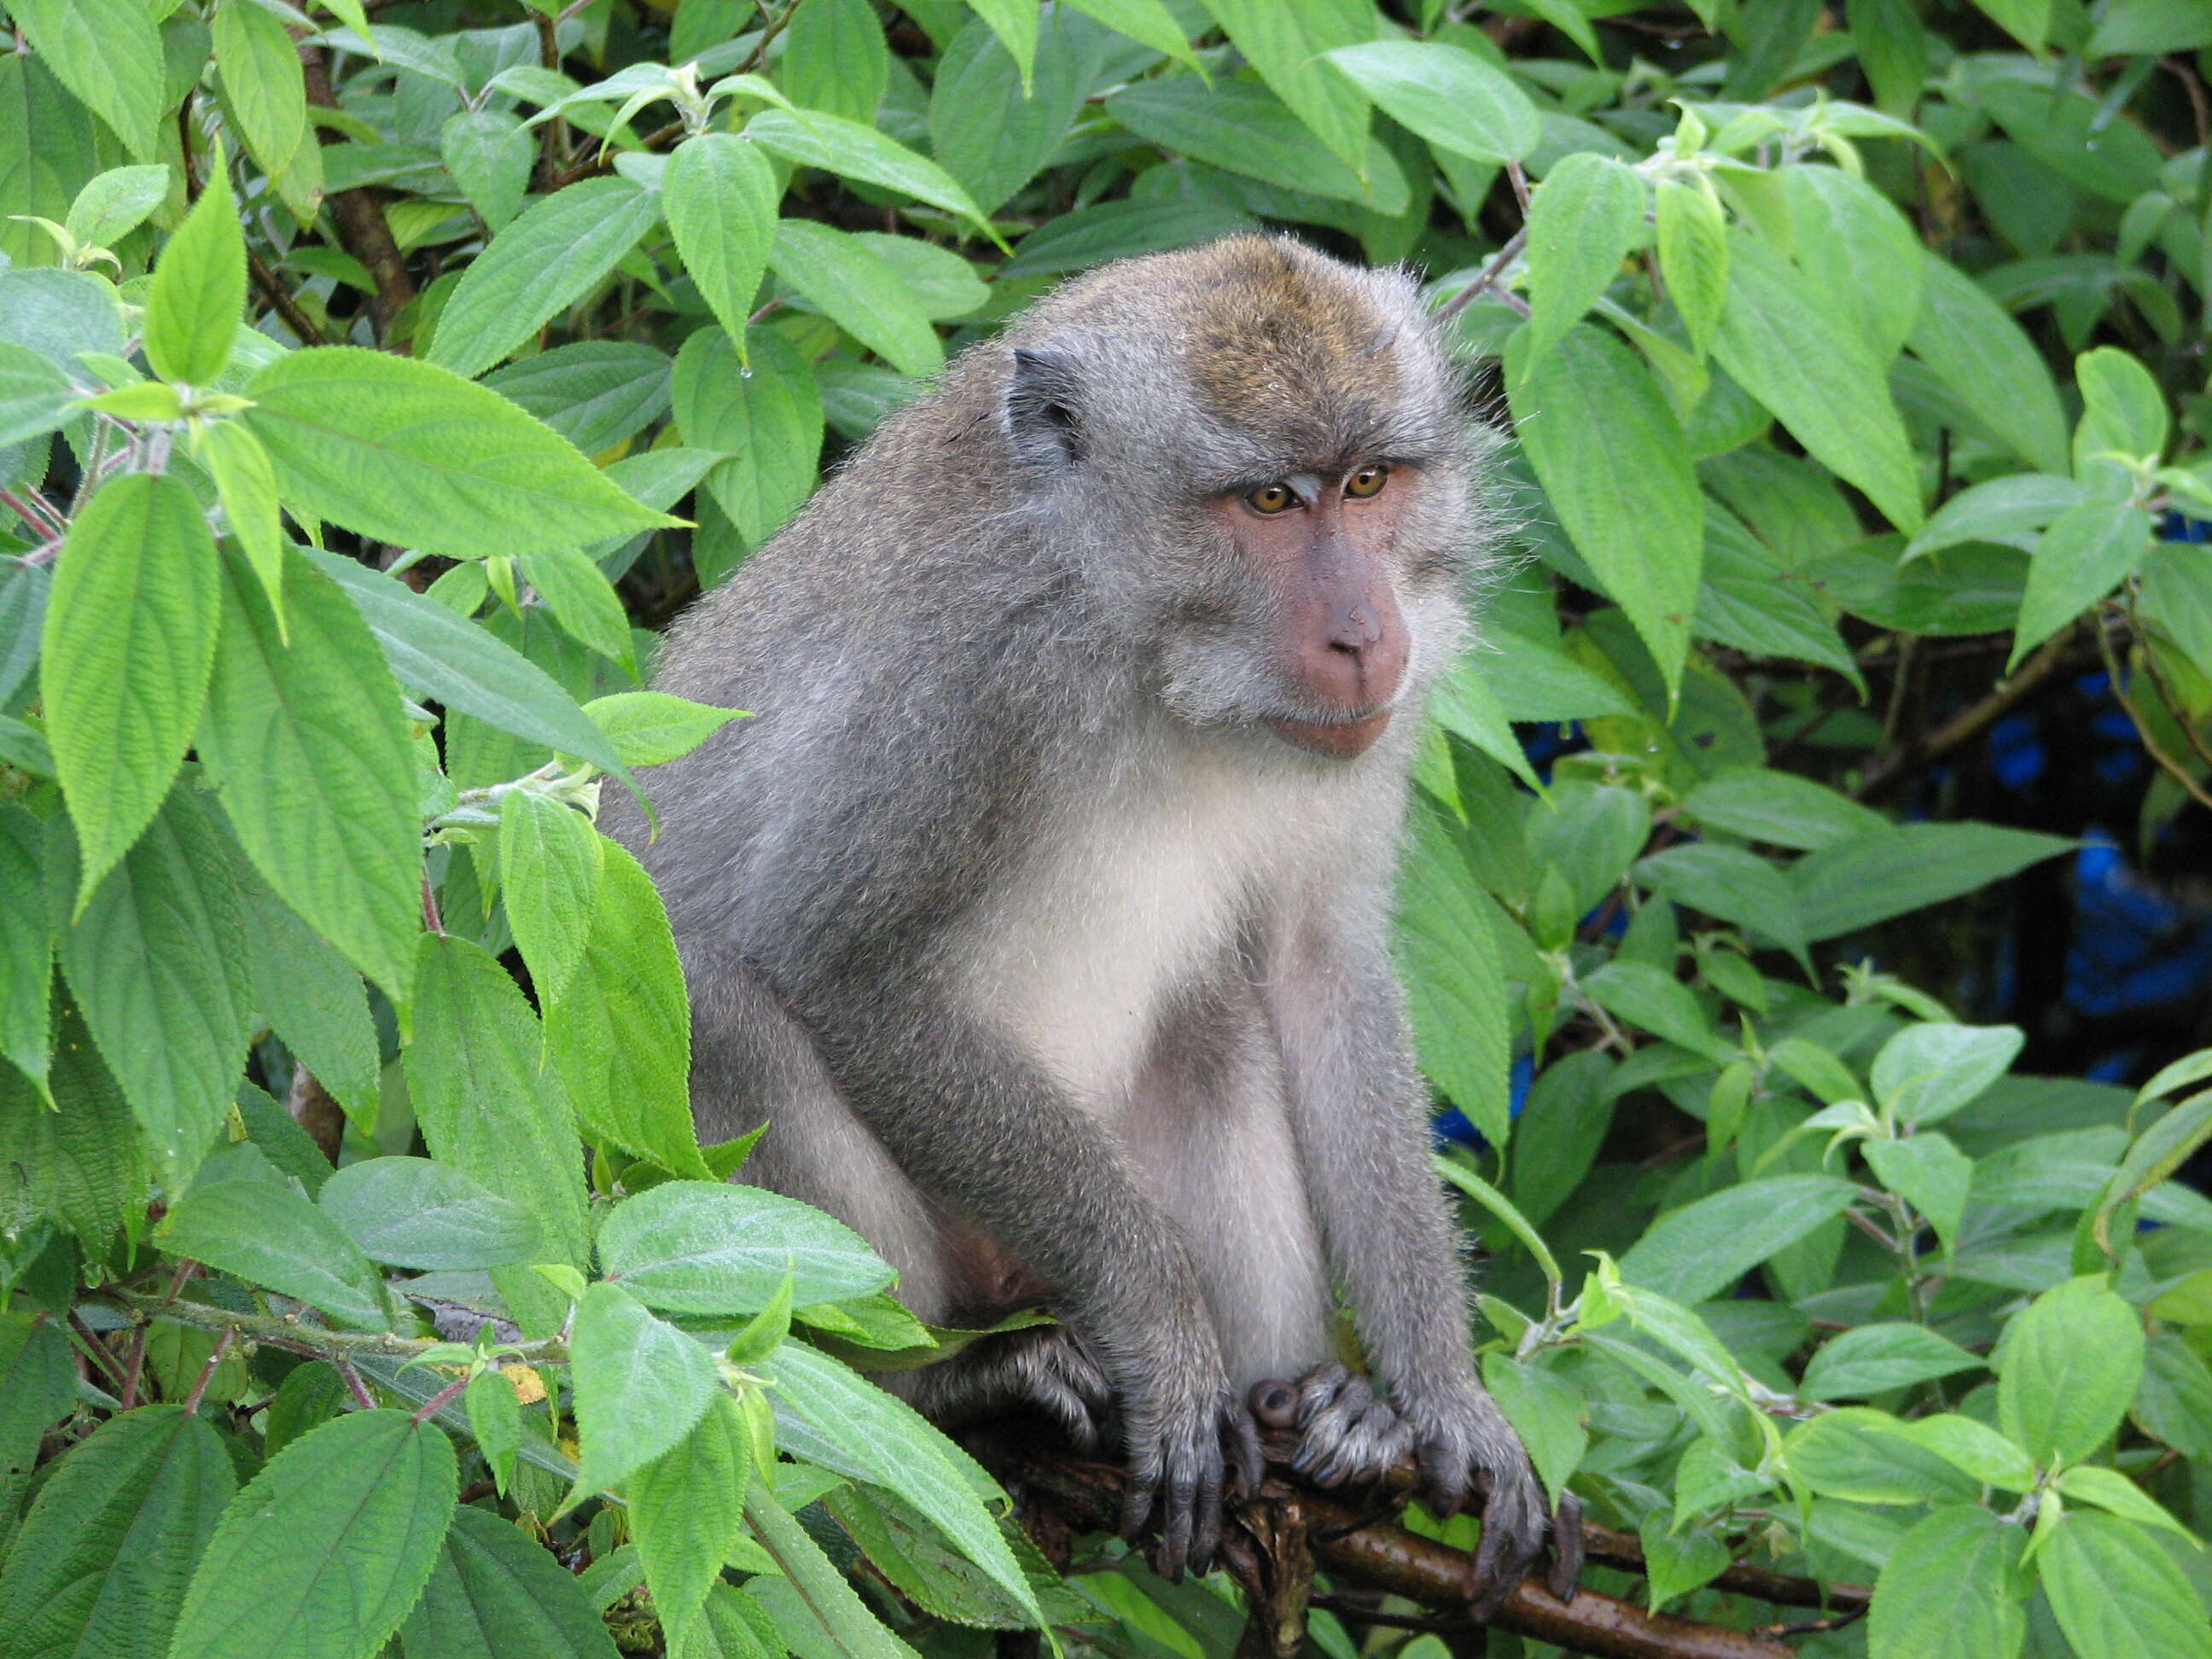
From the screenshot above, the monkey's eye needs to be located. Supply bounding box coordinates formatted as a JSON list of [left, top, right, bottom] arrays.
[[1243, 482, 1297, 515], [1344, 465, 1390, 499]]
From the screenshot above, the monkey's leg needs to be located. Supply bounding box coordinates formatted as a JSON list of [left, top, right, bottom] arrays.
[[903, 1325, 1118, 1448]]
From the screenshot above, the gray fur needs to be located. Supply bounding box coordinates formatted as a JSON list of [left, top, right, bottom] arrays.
[[610, 236, 1551, 1591]]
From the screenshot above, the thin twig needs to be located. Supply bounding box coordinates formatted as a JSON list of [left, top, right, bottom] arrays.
[[67, 1310, 132, 1395], [336, 1359, 378, 1412], [411, 1372, 472, 1424], [181, 1330, 237, 1414], [0, 487, 66, 539], [247, 246, 329, 346], [1853, 622, 2081, 800], [119, 1324, 148, 1411], [2097, 614, 2212, 811], [1435, 229, 1529, 326], [2128, 591, 2212, 773]]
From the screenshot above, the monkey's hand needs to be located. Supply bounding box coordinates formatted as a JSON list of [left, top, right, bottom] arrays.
[[1115, 1363, 1264, 1584], [1260, 1359, 1418, 1487], [1400, 1381, 1578, 1620]]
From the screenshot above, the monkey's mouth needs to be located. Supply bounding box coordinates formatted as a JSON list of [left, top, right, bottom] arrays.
[[1265, 707, 1394, 759]]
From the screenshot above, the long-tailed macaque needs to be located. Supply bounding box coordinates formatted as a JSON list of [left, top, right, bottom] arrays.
[[620, 235, 1565, 1604]]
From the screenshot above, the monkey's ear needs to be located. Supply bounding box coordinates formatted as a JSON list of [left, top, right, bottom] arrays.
[[1005, 346, 1084, 472]]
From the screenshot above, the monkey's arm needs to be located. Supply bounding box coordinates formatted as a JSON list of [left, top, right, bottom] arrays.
[[1263, 905, 1553, 1613]]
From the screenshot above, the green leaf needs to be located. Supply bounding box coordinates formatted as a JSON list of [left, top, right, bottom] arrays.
[[1480, 1354, 1586, 1505], [63, 163, 172, 251], [1871, 1413, 2036, 1491], [199, 544, 420, 1005], [463, 1366, 523, 1499], [570, 1282, 722, 1494], [145, 160, 245, 388], [405, 935, 593, 1324], [0, 1406, 234, 1659], [1904, 473, 2087, 562], [1781, 164, 1924, 360], [2054, 1464, 2197, 1543], [320, 1155, 546, 1270], [1790, 823, 2075, 940], [631, 1395, 751, 1650], [305, 550, 626, 777], [1581, 960, 1733, 1064], [0, 341, 74, 451], [483, 342, 672, 457], [170, 1411, 457, 1659], [765, 1342, 1040, 1626], [2075, 346, 2169, 484], [1321, 41, 1539, 166], [1655, 179, 1727, 356], [1522, 154, 1645, 364], [41, 474, 220, 904], [1998, 1276, 2145, 1467], [1506, 323, 1703, 701], [161, 1167, 394, 1330], [1976, 74, 2164, 205], [1634, 841, 1807, 965], [2087, 0, 2212, 55], [2011, 501, 2151, 667], [673, 327, 823, 554], [1509, 1049, 1615, 1228], [1863, 1132, 1972, 1254], [742, 1482, 911, 1659], [242, 877, 381, 1124], [1062, 0, 1201, 72], [1617, 1174, 1859, 1304], [931, 14, 1091, 216], [598, 1179, 894, 1313], [0, 1000, 141, 1251], [211, 0, 311, 183], [663, 133, 778, 349], [1786, 1407, 1981, 1505], [1871, 1022, 2023, 1127], [1639, 1513, 1731, 1610], [0, 1314, 73, 1478], [1712, 232, 1922, 532], [1906, 254, 2071, 476], [770, 219, 944, 377], [1867, 1505, 2027, 1659], [742, 108, 992, 235], [1800, 1322, 1982, 1400], [53, 789, 253, 1190], [400, 1503, 620, 1659], [582, 691, 743, 768], [7, 0, 163, 160], [0, 806, 50, 1091], [1394, 800, 1511, 1144], [199, 419, 287, 620], [243, 348, 678, 560], [1196, 0, 1372, 171], [2041, 1511, 2212, 1659], [1682, 766, 1889, 851], [498, 791, 602, 1004], [544, 841, 707, 1178], [782, 0, 891, 120], [521, 544, 636, 676], [428, 178, 662, 381], [439, 109, 534, 233], [1103, 77, 1408, 212]]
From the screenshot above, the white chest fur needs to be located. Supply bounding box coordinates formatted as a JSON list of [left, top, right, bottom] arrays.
[[952, 738, 1365, 1118]]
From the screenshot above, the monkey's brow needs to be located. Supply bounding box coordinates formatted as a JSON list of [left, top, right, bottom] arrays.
[[1210, 454, 1429, 493]]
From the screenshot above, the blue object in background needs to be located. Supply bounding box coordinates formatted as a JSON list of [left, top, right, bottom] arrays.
[[1434, 1053, 1535, 1150], [2066, 829, 2212, 1019]]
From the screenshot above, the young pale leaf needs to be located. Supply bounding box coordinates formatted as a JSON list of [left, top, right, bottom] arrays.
[[1866, 1505, 2027, 1659], [41, 474, 220, 904], [520, 544, 637, 677], [1997, 1276, 2145, 1468], [664, 133, 779, 350], [1784, 1407, 1981, 1505], [598, 1179, 895, 1313], [742, 108, 992, 236], [570, 1282, 722, 1494], [1906, 255, 2070, 476], [1617, 1174, 1859, 1305], [544, 842, 709, 1178], [464, 1368, 524, 1499], [145, 161, 245, 388], [2054, 1464, 2197, 1542], [1506, 323, 1703, 701], [1863, 1132, 1972, 1254], [672, 327, 823, 552], [439, 109, 535, 233], [2040, 1511, 2212, 1659], [631, 1395, 752, 1650], [498, 791, 601, 1004], [198, 544, 421, 1005], [1871, 1022, 2023, 1126], [1799, 1322, 1981, 1400], [1655, 178, 1726, 356], [771, 220, 945, 377], [1713, 233, 1922, 532], [1903, 473, 2087, 561], [53, 791, 254, 1190], [1062, 0, 1202, 72], [0, 1405, 234, 1659], [161, 1171, 394, 1330], [62, 163, 172, 250], [243, 348, 679, 559], [401, 1503, 620, 1659], [169, 1411, 457, 1659], [765, 1342, 1041, 1626], [6, 0, 163, 160], [1780, 164, 1924, 360], [429, 178, 663, 381], [1522, 153, 1645, 364], [2011, 500, 2151, 667], [582, 691, 743, 768], [1871, 1413, 2035, 1491], [1322, 42, 1540, 165], [320, 1156, 547, 1270], [305, 550, 626, 776], [198, 420, 286, 620]]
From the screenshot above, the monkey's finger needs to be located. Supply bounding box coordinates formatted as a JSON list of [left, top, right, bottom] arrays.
[[1247, 1378, 1299, 1430], [1293, 1360, 1352, 1429], [1188, 1459, 1225, 1576], [1226, 1403, 1266, 1498], [1467, 1506, 1519, 1622], [1546, 1491, 1586, 1604], [1292, 1376, 1373, 1476], [1155, 1470, 1197, 1583], [1417, 1438, 1470, 1519], [1118, 1473, 1157, 1542]]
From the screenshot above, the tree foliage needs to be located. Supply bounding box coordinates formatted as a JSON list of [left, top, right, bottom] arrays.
[[3, 1, 2212, 1656]]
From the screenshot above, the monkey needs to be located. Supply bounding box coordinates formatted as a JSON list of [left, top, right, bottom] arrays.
[[612, 234, 1569, 1607]]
